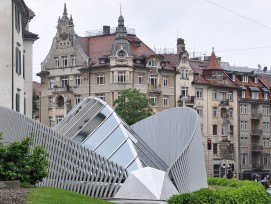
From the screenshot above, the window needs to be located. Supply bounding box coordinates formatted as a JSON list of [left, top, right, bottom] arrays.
[[49, 78, 56, 89], [149, 94, 157, 106], [16, 47, 21, 75], [23, 54, 25, 79], [264, 92, 268, 100], [263, 122, 270, 132], [264, 154, 270, 165], [149, 75, 157, 86], [95, 93, 105, 101], [62, 56, 68, 67], [251, 92, 259, 99], [263, 138, 270, 148], [16, 92, 20, 112], [230, 125, 234, 135], [49, 117, 53, 127], [240, 104, 247, 114], [163, 96, 169, 107], [262, 106, 269, 115], [219, 92, 226, 101], [147, 59, 157, 68], [56, 95, 64, 108], [213, 125, 217, 135], [195, 88, 203, 99], [240, 121, 248, 131], [221, 125, 227, 136], [217, 72, 222, 81], [255, 76, 258, 83], [71, 55, 76, 66], [181, 86, 189, 97], [196, 106, 203, 117], [241, 90, 246, 98], [75, 95, 81, 105], [56, 115, 64, 124], [240, 137, 248, 147], [228, 108, 233, 118], [213, 143, 218, 154], [232, 74, 236, 81], [54, 58, 59, 68], [244, 121, 248, 131], [97, 73, 105, 84], [15, 6, 20, 31], [138, 73, 144, 84], [118, 71, 126, 83], [242, 75, 248, 82], [212, 90, 217, 100], [163, 76, 168, 87], [180, 69, 189, 79], [228, 91, 233, 101], [212, 107, 217, 117], [241, 153, 248, 165], [75, 75, 81, 87], [61, 76, 69, 87], [48, 97, 53, 108]]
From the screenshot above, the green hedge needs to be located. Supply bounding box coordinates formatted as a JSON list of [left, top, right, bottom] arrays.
[[168, 177, 270, 204]]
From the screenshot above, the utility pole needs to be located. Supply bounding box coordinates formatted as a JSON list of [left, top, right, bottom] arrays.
[[88, 61, 95, 96]]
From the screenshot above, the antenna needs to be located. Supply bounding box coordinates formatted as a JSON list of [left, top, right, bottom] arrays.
[[120, 3, 122, 15], [263, 66, 267, 72]]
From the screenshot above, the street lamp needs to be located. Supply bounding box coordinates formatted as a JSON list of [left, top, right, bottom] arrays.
[[181, 95, 189, 107], [88, 62, 95, 96]]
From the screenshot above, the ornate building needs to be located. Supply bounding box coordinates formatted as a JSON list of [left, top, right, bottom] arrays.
[[0, 0, 38, 117], [38, 4, 178, 127], [176, 49, 240, 177]]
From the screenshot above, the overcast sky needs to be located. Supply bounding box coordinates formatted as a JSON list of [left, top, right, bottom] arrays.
[[24, 0, 271, 82]]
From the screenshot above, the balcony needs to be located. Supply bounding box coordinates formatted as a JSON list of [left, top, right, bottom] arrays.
[[251, 144, 263, 151], [52, 86, 73, 94], [219, 142, 234, 160], [179, 95, 195, 103], [251, 129, 262, 136], [220, 99, 229, 106], [148, 84, 161, 94], [251, 113, 262, 120]]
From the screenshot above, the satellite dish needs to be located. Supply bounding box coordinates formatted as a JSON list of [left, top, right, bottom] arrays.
[[263, 67, 267, 72], [258, 64, 262, 70]]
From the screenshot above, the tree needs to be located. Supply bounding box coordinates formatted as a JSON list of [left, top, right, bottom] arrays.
[[113, 88, 154, 125], [0, 133, 48, 185], [32, 89, 39, 118]]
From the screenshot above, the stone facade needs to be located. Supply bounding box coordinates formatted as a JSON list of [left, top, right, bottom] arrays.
[[38, 4, 178, 127]]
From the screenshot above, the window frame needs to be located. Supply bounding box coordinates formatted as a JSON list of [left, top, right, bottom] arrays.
[[97, 73, 105, 85]]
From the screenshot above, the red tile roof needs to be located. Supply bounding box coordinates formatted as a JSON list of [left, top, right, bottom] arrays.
[[204, 51, 223, 70], [33, 81, 41, 93], [163, 54, 180, 70], [78, 34, 156, 67]]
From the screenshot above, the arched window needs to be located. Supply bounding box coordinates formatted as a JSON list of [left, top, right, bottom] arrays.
[[56, 95, 64, 108]]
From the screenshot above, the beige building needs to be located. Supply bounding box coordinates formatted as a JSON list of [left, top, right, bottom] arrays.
[[38, 5, 178, 127], [176, 49, 239, 177], [0, 0, 38, 117]]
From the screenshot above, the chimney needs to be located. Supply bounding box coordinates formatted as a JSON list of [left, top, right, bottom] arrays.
[[177, 38, 185, 54], [103, 25, 110, 35]]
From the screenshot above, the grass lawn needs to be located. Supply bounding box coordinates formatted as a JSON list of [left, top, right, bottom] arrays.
[[25, 187, 113, 204]]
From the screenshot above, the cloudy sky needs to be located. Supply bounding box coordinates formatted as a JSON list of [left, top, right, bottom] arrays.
[[24, 0, 271, 81]]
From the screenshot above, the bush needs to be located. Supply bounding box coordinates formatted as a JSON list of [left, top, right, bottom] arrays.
[[0, 133, 48, 185], [168, 177, 270, 204]]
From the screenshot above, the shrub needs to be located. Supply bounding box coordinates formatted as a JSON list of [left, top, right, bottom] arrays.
[[168, 177, 270, 204], [0, 133, 48, 185]]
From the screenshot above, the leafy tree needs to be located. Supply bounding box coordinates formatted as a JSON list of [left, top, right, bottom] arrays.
[[32, 89, 39, 118], [0, 133, 48, 185], [113, 88, 154, 125]]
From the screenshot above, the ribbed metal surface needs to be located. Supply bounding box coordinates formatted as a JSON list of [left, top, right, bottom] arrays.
[[131, 108, 208, 193], [0, 105, 127, 198]]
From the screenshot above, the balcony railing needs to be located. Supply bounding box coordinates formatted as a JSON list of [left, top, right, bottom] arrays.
[[220, 99, 229, 106], [179, 95, 195, 103], [251, 144, 263, 151], [251, 113, 262, 119], [251, 129, 263, 135], [52, 86, 73, 94], [148, 84, 161, 94]]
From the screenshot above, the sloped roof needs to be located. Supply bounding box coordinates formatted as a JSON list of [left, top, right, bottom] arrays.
[[163, 54, 180, 70], [78, 34, 156, 67], [32, 81, 41, 93], [204, 51, 223, 70]]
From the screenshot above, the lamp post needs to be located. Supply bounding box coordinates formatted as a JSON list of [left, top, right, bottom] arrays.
[[181, 95, 189, 107], [88, 62, 95, 96]]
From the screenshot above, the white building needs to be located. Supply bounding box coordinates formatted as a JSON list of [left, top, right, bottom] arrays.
[[0, 0, 38, 117]]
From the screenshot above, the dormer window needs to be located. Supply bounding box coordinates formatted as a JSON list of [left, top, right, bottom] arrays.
[[180, 69, 189, 79], [251, 92, 259, 99], [232, 74, 236, 81], [242, 75, 248, 82], [136, 59, 141, 64], [99, 59, 105, 64], [71, 55, 76, 66], [241, 90, 246, 98], [148, 59, 157, 68], [255, 76, 258, 83]]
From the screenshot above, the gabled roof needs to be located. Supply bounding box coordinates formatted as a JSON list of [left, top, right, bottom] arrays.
[[204, 51, 223, 71]]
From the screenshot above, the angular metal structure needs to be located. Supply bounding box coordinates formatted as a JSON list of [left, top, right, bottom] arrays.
[[0, 97, 207, 199]]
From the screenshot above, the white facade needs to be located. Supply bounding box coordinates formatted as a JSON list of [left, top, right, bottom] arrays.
[[0, 0, 37, 117]]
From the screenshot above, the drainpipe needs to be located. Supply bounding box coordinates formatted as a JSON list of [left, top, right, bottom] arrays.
[[174, 67, 177, 107], [11, 0, 14, 109]]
